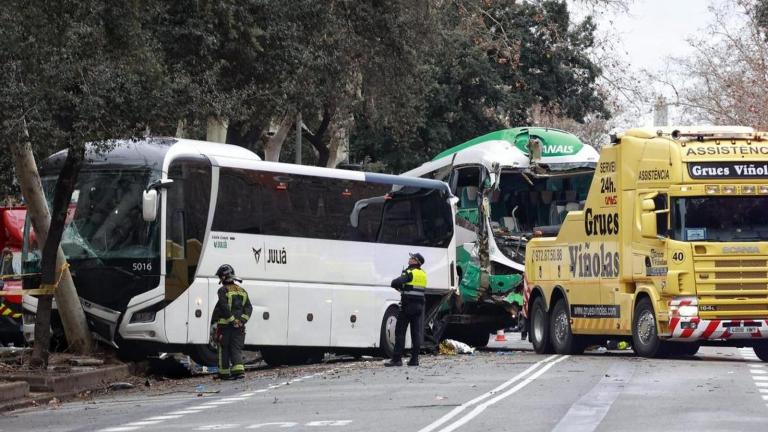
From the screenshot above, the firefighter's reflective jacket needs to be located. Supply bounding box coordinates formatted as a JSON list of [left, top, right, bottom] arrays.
[[211, 283, 253, 326]]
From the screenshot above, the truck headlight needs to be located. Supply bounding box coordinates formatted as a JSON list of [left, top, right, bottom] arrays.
[[677, 305, 698, 317], [669, 296, 699, 317]]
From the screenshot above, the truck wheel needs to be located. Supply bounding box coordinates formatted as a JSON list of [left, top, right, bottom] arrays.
[[550, 299, 584, 355], [754, 342, 768, 362], [379, 306, 399, 358], [666, 342, 700, 357], [632, 297, 663, 358], [530, 296, 553, 354]]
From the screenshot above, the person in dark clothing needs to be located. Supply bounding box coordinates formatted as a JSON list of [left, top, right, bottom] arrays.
[[211, 264, 252, 380], [385, 253, 428, 367]]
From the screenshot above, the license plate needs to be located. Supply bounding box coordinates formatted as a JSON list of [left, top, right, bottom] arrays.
[[729, 326, 758, 334]]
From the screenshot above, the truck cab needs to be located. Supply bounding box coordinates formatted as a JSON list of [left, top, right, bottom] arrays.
[[525, 126, 768, 360]]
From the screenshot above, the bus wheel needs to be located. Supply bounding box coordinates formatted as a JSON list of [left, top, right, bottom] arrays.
[[187, 344, 218, 367], [632, 297, 663, 358], [754, 342, 768, 362], [550, 299, 584, 355], [530, 296, 553, 354], [379, 306, 399, 359]]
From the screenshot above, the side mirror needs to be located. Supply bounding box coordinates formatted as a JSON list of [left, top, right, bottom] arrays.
[[142, 189, 159, 222], [142, 179, 174, 222]]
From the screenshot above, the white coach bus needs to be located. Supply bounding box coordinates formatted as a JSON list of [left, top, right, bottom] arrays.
[[22, 138, 457, 366]]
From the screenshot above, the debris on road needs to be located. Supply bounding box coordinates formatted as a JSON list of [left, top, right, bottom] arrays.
[[108, 382, 134, 391], [439, 339, 475, 355]]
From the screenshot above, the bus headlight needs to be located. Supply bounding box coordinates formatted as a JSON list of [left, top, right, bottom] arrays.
[[130, 310, 157, 323], [742, 185, 756, 194], [722, 185, 736, 194], [760, 185, 768, 194], [705, 185, 719, 194]]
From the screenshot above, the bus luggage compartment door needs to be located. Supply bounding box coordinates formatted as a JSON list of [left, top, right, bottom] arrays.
[[287, 282, 332, 347]]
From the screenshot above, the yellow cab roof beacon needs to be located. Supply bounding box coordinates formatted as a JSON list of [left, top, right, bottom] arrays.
[[524, 125, 768, 360]]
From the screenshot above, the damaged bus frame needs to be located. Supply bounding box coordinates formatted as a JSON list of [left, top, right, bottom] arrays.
[[403, 128, 599, 346]]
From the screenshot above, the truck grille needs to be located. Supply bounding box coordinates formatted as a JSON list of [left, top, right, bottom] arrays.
[[694, 257, 768, 319]]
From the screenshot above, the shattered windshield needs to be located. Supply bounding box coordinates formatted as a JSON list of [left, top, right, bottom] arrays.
[[673, 196, 768, 241], [29, 170, 160, 261]]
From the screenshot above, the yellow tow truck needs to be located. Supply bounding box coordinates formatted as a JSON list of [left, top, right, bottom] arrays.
[[525, 126, 768, 360]]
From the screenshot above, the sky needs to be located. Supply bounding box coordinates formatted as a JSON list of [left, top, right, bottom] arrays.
[[571, 0, 733, 127], [608, 0, 720, 71]]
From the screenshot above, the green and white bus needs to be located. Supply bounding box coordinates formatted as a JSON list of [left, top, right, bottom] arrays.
[[403, 127, 598, 346]]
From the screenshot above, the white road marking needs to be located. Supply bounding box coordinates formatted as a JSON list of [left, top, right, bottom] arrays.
[[196, 424, 239, 430], [551, 362, 636, 432], [750, 369, 767, 374], [756, 382, 768, 387], [146, 415, 183, 420], [246, 422, 298, 429], [439, 356, 570, 432], [418, 355, 561, 432], [753, 376, 768, 381], [749, 364, 765, 368], [97, 366, 348, 431]]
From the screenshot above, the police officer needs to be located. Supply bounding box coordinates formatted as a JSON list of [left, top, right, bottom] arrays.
[[385, 253, 427, 367], [211, 264, 252, 380]]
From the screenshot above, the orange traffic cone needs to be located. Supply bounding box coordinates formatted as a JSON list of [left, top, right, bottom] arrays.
[[495, 329, 507, 342]]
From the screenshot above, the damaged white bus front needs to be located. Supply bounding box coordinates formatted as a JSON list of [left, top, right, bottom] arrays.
[[403, 127, 598, 346]]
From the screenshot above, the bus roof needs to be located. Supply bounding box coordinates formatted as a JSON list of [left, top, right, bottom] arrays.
[[41, 138, 262, 175], [403, 127, 598, 178], [432, 127, 590, 161]]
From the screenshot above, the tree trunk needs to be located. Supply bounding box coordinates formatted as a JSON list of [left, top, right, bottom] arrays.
[[206, 116, 229, 143], [307, 107, 334, 167], [264, 112, 294, 162], [10, 121, 92, 367], [326, 111, 353, 168], [175, 119, 187, 138]]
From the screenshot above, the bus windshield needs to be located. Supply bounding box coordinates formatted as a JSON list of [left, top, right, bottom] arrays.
[[29, 170, 160, 261], [673, 195, 768, 241]]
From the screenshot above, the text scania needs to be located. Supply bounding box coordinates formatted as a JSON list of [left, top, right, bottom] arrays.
[[584, 208, 619, 236], [568, 243, 620, 278]]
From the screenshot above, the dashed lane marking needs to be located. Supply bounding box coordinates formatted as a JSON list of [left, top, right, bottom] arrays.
[[741, 348, 768, 410], [551, 362, 636, 432], [97, 366, 350, 432]]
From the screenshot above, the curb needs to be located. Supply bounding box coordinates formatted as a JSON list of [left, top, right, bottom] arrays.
[[5, 364, 130, 393], [0, 382, 29, 404]]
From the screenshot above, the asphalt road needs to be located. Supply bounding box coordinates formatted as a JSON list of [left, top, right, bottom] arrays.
[[2, 335, 768, 432]]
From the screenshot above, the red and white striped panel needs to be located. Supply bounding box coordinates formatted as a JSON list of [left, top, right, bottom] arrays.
[[522, 273, 531, 319], [669, 318, 768, 340]]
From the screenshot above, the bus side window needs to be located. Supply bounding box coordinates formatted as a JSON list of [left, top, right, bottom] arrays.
[[168, 210, 186, 259]]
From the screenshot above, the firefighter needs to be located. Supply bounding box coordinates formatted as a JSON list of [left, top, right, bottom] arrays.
[[385, 253, 427, 367], [211, 264, 252, 380]]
